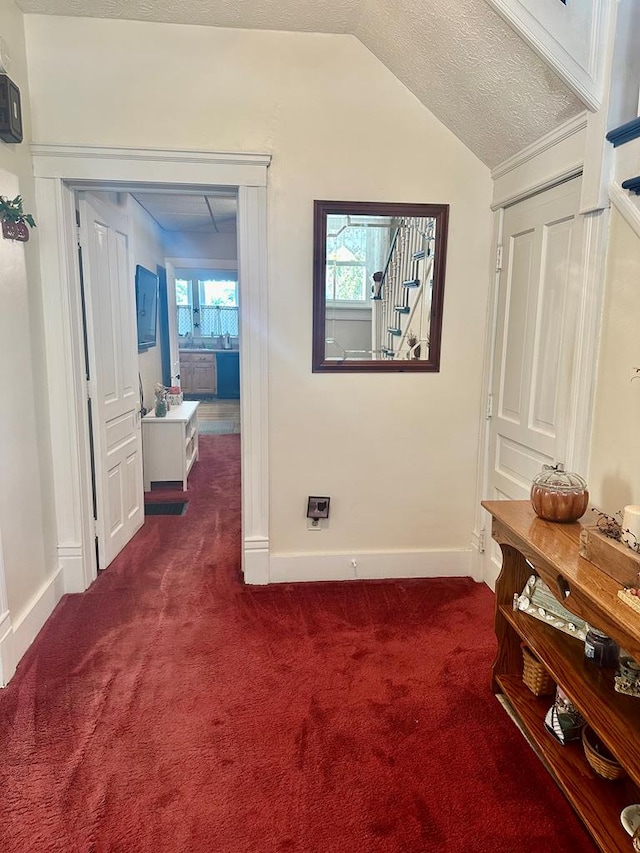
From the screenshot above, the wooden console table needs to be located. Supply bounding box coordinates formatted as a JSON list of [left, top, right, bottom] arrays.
[[482, 500, 640, 853]]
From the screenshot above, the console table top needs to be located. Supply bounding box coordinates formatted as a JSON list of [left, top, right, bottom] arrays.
[[143, 400, 199, 423], [482, 500, 640, 661]]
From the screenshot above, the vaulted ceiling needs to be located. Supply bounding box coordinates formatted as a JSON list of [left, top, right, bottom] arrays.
[[15, 0, 584, 167]]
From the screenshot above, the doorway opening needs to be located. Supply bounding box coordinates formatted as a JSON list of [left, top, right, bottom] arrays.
[[77, 186, 243, 572], [33, 145, 271, 591]]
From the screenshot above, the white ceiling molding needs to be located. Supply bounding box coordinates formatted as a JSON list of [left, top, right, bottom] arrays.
[[492, 112, 588, 181], [31, 144, 271, 186], [486, 0, 616, 111]]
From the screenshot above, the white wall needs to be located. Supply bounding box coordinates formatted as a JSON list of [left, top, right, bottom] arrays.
[[24, 17, 492, 564], [325, 306, 373, 358], [607, 0, 640, 128], [161, 230, 237, 261], [0, 0, 59, 681], [129, 196, 166, 409], [589, 208, 640, 512]]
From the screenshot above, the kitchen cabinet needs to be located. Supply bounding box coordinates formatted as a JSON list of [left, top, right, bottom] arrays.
[[215, 351, 240, 399], [179, 351, 216, 394]]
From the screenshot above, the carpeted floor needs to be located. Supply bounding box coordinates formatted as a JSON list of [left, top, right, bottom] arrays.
[[0, 435, 595, 852]]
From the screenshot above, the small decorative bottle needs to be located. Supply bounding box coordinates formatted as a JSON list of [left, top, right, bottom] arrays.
[[154, 383, 168, 418], [584, 627, 619, 667]]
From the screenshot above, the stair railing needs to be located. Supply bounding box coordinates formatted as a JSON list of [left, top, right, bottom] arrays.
[[372, 217, 435, 359]]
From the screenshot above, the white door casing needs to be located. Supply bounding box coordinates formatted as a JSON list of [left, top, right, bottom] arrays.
[[79, 193, 144, 568], [33, 146, 271, 591]]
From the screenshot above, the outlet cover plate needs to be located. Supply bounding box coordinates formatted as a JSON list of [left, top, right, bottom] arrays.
[[307, 496, 330, 519]]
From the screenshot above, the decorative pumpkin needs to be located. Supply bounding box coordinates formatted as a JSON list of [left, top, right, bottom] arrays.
[[530, 464, 588, 523]]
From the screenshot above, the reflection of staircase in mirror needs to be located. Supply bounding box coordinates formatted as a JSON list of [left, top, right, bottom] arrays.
[[372, 217, 434, 360]]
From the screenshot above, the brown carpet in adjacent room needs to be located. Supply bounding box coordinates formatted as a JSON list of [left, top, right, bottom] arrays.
[[0, 435, 595, 852]]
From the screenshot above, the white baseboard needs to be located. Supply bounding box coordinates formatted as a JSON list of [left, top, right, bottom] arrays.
[[0, 610, 14, 687], [268, 548, 471, 584], [469, 532, 485, 583], [243, 537, 270, 585], [0, 564, 65, 687], [59, 547, 88, 593]]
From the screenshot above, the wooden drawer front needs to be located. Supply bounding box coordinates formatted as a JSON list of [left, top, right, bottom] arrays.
[[180, 352, 214, 363], [191, 363, 216, 393]]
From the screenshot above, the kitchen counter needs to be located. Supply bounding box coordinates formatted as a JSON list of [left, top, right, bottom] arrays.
[[179, 347, 239, 353]]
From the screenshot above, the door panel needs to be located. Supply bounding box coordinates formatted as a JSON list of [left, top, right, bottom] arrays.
[[530, 218, 574, 437], [489, 177, 583, 507], [79, 193, 144, 569], [500, 230, 535, 425]]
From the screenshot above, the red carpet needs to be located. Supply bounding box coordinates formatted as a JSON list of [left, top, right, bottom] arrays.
[[0, 435, 595, 852]]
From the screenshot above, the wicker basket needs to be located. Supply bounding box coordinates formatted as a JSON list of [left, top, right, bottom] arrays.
[[582, 725, 626, 780], [521, 644, 556, 696]]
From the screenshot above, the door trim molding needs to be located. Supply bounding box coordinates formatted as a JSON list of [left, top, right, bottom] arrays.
[[492, 112, 588, 182], [32, 144, 272, 590]]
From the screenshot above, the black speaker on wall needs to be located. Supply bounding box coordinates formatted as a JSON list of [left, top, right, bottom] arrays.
[[0, 74, 23, 144]]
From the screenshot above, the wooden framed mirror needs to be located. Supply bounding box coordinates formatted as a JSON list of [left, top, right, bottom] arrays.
[[312, 200, 449, 373]]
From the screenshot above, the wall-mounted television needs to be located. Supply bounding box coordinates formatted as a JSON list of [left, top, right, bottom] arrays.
[[135, 265, 158, 352]]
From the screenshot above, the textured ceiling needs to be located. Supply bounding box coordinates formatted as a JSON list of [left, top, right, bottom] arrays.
[[15, 0, 584, 167]]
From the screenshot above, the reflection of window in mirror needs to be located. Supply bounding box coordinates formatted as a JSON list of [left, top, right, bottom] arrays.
[[313, 201, 449, 373], [325, 215, 391, 303]]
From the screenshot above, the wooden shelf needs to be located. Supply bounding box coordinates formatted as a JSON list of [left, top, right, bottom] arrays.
[[483, 500, 640, 853], [497, 675, 638, 853], [500, 605, 640, 788]]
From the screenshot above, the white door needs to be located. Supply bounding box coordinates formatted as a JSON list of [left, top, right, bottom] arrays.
[[79, 193, 144, 569], [487, 177, 584, 511], [165, 261, 181, 387]]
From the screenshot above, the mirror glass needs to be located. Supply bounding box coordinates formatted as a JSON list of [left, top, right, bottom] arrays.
[[313, 201, 449, 372]]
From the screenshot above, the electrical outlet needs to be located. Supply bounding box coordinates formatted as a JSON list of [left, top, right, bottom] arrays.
[[307, 517, 323, 531], [307, 496, 330, 519]]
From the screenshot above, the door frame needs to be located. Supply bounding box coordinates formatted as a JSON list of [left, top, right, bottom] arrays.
[[473, 171, 609, 588], [32, 145, 272, 590]]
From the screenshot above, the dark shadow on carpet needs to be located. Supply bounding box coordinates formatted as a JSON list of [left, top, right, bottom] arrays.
[[144, 501, 188, 516]]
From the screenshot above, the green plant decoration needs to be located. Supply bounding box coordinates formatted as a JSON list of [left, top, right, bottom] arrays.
[[0, 195, 36, 226], [0, 195, 36, 242]]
